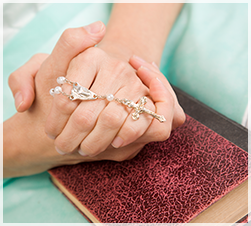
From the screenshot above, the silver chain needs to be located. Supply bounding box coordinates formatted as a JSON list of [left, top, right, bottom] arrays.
[[50, 77, 166, 123]]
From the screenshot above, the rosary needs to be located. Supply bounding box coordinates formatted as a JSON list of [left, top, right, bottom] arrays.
[[50, 77, 166, 123]]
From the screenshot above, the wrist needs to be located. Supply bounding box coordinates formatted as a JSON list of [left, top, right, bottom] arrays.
[[97, 37, 134, 62], [97, 35, 161, 65], [3, 115, 24, 177], [3, 113, 54, 178]]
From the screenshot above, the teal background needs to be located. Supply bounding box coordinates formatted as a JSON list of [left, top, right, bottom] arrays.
[[3, 3, 248, 223], [161, 3, 247, 125]]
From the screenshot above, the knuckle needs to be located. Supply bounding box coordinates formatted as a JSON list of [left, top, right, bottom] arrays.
[[154, 127, 171, 142], [176, 109, 186, 128], [126, 148, 142, 160], [61, 28, 84, 49], [166, 93, 175, 108], [67, 54, 80, 71], [55, 96, 76, 114], [67, 56, 79, 72], [72, 109, 97, 130], [172, 106, 186, 130], [123, 125, 141, 140], [8, 72, 18, 88], [55, 142, 72, 154], [113, 156, 128, 162], [100, 110, 123, 129], [177, 110, 186, 126], [113, 60, 128, 75], [67, 47, 104, 71], [30, 53, 49, 63], [111, 147, 142, 162], [134, 80, 143, 92], [128, 80, 143, 96], [85, 46, 104, 57], [105, 60, 129, 80], [81, 143, 98, 157], [55, 139, 73, 154], [110, 153, 130, 162], [44, 122, 55, 137], [116, 60, 127, 69]]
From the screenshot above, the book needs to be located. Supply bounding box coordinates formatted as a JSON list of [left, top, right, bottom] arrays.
[[48, 87, 249, 223]]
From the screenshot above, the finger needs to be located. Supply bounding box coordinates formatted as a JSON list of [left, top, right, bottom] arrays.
[[129, 55, 160, 73], [111, 96, 155, 149], [78, 73, 152, 157], [137, 67, 175, 143], [8, 53, 49, 112], [78, 100, 128, 157], [45, 22, 106, 139], [95, 144, 144, 162], [133, 63, 185, 131], [45, 52, 100, 140], [53, 61, 126, 155], [44, 21, 106, 81], [129, 55, 178, 99], [78, 96, 151, 157]]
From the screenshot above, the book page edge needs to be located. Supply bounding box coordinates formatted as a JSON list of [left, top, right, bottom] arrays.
[[51, 175, 101, 223], [190, 179, 248, 223]]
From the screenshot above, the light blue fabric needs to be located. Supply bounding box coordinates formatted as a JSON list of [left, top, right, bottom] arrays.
[[160, 3, 247, 124], [3, 172, 87, 223], [4, 3, 112, 121], [3, 3, 247, 223], [3, 3, 112, 223]]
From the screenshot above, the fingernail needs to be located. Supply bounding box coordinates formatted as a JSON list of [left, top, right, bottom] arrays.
[[132, 55, 146, 64], [78, 149, 88, 157], [111, 137, 124, 148], [83, 21, 104, 34], [139, 65, 151, 71], [156, 77, 165, 87], [55, 147, 66, 155], [14, 91, 23, 110], [47, 133, 55, 140], [152, 62, 159, 69]]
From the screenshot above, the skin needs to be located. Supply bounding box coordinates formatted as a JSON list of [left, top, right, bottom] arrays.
[[45, 3, 185, 157], [4, 4, 185, 178], [4, 50, 185, 177]]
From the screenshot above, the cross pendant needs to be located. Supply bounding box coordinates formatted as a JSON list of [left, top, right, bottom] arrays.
[[121, 97, 166, 123], [51, 78, 166, 123], [70, 83, 97, 101]]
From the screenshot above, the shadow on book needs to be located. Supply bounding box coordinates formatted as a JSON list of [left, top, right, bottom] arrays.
[[49, 86, 249, 223]]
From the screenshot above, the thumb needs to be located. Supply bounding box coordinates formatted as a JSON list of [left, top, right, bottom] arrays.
[[8, 53, 49, 112], [45, 21, 106, 80]]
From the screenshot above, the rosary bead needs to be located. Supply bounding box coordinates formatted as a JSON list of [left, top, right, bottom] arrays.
[[49, 78, 166, 122], [106, 94, 114, 101], [54, 86, 62, 94], [57, 77, 66, 85], [49, 88, 55, 96]]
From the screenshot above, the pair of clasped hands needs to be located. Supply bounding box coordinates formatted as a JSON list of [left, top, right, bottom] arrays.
[[5, 21, 185, 177]]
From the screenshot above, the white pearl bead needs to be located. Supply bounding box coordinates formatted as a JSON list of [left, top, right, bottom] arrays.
[[57, 77, 66, 85], [106, 94, 114, 101], [54, 86, 62, 94], [49, 88, 55, 96]]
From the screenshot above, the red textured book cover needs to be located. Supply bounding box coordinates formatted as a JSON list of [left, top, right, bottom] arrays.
[[49, 115, 248, 223]]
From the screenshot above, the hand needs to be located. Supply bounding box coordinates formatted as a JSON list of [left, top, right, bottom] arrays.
[[128, 56, 186, 144], [8, 37, 185, 162], [129, 55, 186, 132], [8, 53, 49, 112], [7, 52, 185, 164], [7, 21, 185, 169], [76, 57, 186, 161], [45, 39, 185, 158], [44, 46, 157, 157], [4, 21, 107, 177]]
